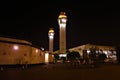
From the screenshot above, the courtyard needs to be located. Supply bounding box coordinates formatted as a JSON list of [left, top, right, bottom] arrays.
[[0, 63, 120, 80]]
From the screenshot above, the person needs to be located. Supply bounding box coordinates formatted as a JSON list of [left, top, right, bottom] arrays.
[[82, 52, 90, 64]]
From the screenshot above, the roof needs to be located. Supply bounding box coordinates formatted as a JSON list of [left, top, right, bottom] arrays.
[[0, 37, 32, 45]]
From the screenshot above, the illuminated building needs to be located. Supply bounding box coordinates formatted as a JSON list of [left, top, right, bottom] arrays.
[[0, 37, 45, 65], [48, 28, 55, 53], [53, 43, 117, 62], [58, 12, 67, 54], [68, 44, 117, 62]]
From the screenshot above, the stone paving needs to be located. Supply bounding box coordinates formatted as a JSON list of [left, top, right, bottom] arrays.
[[0, 63, 120, 80]]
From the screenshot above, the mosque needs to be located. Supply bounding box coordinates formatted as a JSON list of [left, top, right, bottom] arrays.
[[53, 12, 117, 62], [0, 12, 117, 65]]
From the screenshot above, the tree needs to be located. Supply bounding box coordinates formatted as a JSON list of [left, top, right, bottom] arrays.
[[115, 46, 120, 63], [67, 52, 72, 60], [54, 54, 59, 59], [71, 51, 80, 59], [54, 54, 59, 62], [67, 51, 80, 60], [66, 49, 71, 54], [98, 54, 107, 62]]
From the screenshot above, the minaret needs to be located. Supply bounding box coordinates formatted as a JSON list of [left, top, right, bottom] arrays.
[[58, 12, 67, 54], [48, 28, 55, 53]]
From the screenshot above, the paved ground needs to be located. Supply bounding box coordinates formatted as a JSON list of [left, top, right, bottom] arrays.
[[0, 63, 120, 80]]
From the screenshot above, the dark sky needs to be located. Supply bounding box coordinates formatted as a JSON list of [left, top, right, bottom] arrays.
[[0, 1, 120, 51]]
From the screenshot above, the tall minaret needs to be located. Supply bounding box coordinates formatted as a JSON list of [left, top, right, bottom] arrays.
[[58, 12, 67, 54], [48, 28, 55, 53]]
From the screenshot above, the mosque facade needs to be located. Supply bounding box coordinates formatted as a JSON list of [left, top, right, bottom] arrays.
[[0, 37, 47, 65]]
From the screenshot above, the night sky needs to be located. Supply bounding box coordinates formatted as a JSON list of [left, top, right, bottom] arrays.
[[0, 1, 120, 51]]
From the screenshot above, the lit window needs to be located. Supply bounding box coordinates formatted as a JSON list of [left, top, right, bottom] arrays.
[[45, 52, 49, 63], [61, 18, 67, 23], [49, 36, 53, 39], [87, 50, 90, 54], [103, 51, 107, 54], [59, 54, 67, 57]]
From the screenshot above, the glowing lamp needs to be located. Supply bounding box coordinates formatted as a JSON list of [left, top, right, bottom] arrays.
[[13, 45, 19, 50]]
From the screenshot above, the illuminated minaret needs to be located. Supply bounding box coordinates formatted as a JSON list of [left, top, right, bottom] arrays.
[[58, 12, 67, 54], [48, 28, 55, 53]]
